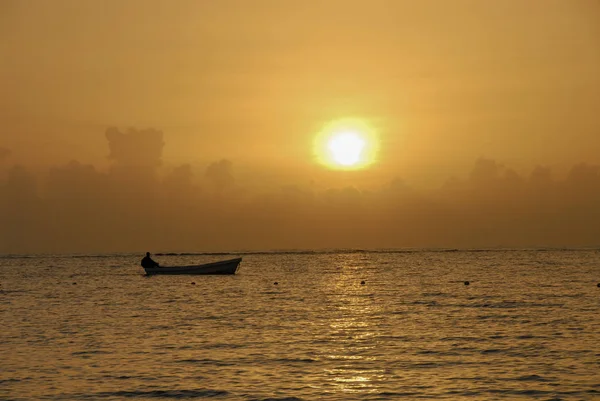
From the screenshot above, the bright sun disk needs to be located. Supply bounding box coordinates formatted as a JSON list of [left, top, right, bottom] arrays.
[[328, 131, 365, 166], [314, 118, 378, 170]]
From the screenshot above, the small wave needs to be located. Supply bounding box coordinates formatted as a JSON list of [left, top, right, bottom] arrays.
[[0, 378, 22, 384], [201, 343, 245, 350], [248, 397, 304, 401], [273, 357, 317, 363], [480, 348, 503, 354], [411, 300, 438, 307], [0, 289, 29, 295], [415, 349, 462, 356], [72, 350, 112, 356], [177, 358, 235, 367], [487, 388, 599, 397], [94, 389, 229, 398], [377, 392, 420, 397], [488, 389, 552, 396], [441, 336, 487, 343], [422, 292, 445, 297], [99, 374, 135, 380], [515, 374, 553, 382]]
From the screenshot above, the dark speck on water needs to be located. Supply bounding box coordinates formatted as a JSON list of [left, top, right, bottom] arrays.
[[1, 249, 599, 400]]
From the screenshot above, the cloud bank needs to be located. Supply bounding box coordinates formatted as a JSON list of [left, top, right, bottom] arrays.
[[0, 128, 599, 254], [0, 147, 11, 162]]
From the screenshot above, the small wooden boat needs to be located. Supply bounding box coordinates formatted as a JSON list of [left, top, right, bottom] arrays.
[[143, 257, 242, 275]]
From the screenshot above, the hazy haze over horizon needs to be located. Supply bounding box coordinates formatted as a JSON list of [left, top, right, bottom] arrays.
[[1, 0, 599, 253]]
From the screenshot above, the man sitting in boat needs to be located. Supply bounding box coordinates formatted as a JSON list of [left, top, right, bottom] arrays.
[[141, 252, 160, 268]]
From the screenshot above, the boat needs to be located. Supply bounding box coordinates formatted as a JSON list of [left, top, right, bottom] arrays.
[[143, 257, 242, 275]]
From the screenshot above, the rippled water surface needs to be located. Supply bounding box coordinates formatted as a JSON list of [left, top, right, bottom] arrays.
[[1, 250, 599, 400]]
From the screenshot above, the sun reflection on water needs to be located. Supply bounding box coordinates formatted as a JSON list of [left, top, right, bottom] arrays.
[[317, 253, 389, 395]]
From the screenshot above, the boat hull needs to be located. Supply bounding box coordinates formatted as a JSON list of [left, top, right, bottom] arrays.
[[143, 257, 242, 275]]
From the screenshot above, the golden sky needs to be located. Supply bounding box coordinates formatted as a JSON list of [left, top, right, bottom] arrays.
[[1, 0, 599, 252]]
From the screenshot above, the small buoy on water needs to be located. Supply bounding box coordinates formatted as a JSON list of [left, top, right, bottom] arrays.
[[464, 281, 470, 286], [274, 282, 278, 285], [361, 281, 366, 285]]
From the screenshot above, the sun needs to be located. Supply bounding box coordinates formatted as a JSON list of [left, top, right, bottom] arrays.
[[314, 118, 378, 170], [328, 131, 366, 166]]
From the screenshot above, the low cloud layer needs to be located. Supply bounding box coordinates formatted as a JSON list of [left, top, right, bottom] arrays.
[[0, 147, 11, 162], [0, 128, 599, 254]]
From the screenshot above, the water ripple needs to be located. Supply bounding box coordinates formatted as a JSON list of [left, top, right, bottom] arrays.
[[2, 250, 599, 401], [91, 389, 229, 399]]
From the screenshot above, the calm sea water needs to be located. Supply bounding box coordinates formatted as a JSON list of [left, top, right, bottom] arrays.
[[1, 250, 599, 401]]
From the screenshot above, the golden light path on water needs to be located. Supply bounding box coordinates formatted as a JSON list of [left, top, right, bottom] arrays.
[[319, 253, 386, 395]]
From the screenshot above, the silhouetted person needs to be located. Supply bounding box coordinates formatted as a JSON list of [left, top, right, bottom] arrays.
[[141, 252, 159, 268]]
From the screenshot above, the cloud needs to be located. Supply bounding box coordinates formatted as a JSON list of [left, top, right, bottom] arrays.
[[0, 146, 12, 162], [469, 158, 502, 183], [0, 165, 42, 253], [1, 129, 600, 253], [46, 160, 105, 200], [105, 127, 164, 168], [4, 165, 37, 198], [205, 159, 235, 192], [164, 164, 193, 188]]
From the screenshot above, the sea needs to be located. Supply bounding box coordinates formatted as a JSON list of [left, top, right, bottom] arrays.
[[1, 250, 599, 401]]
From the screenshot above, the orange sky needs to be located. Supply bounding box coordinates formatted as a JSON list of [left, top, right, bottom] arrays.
[[1, 0, 599, 252]]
